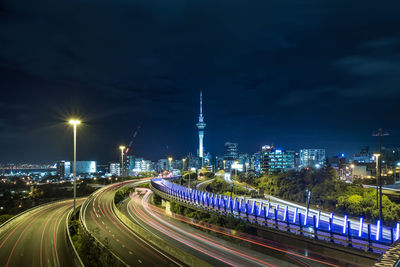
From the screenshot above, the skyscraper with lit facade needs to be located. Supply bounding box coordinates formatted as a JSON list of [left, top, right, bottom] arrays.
[[260, 145, 295, 175], [299, 149, 326, 167]]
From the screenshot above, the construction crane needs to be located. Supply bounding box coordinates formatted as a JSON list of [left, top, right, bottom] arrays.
[[125, 125, 141, 155]]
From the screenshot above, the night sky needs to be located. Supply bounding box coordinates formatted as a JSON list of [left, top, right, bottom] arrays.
[[1, 1, 400, 163]]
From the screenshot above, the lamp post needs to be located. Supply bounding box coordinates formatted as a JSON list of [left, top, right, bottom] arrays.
[[350, 164, 355, 183], [373, 153, 380, 211], [168, 157, 173, 172], [223, 160, 226, 170], [69, 119, 81, 216], [188, 155, 191, 189], [373, 129, 389, 221], [234, 160, 239, 180], [119, 146, 126, 177], [182, 158, 186, 172]]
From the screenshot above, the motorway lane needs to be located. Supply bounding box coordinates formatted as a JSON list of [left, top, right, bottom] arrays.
[[123, 188, 350, 267], [81, 180, 182, 266], [0, 198, 84, 267]]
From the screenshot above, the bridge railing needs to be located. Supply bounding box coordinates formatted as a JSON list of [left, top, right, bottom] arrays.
[[151, 178, 399, 254]]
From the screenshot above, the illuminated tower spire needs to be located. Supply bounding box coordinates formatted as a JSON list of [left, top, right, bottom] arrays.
[[196, 91, 206, 159]]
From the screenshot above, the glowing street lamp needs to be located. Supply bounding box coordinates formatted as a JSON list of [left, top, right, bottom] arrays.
[[119, 146, 126, 177], [234, 160, 239, 180], [373, 153, 380, 211], [168, 157, 173, 171], [223, 160, 226, 170], [182, 158, 186, 172], [69, 119, 81, 216]]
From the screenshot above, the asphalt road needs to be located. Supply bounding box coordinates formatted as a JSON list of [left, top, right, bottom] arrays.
[[0, 198, 84, 267], [81, 179, 181, 266], [122, 188, 361, 267]]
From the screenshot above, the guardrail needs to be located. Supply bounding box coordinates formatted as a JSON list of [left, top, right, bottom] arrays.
[[151, 178, 397, 255]]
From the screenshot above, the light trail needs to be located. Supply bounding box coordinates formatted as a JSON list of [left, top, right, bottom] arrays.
[[140, 188, 364, 267], [129, 194, 263, 266]]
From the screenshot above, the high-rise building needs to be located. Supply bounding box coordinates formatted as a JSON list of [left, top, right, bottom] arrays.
[[196, 91, 206, 161], [224, 142, 239, 160], [260, 145, 295, 175], [299, 149, 326, 168], [109, 163, 120, 176], [56, 161, 71, 178]]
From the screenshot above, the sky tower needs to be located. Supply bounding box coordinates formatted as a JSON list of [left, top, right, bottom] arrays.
[[196, 91, 206, 160]]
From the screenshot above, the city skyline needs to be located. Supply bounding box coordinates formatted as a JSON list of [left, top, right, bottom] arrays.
[[1, 1, 400, 163]]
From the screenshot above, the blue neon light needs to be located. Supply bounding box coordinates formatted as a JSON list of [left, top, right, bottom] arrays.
[[304, 209, 308, 226], [358, 217, 363, 237], [376, 220, 381, 241], [343, 215, 347, 234], [283, 206, 287, 221]]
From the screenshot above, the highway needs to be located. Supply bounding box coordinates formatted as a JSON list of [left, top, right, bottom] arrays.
[[0, 198, 84, 267], [122, 187, 360, 267], [81, 179, 182, 266]]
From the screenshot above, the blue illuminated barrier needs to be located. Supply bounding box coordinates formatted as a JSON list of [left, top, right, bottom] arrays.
[[151, 178, 399, 253]]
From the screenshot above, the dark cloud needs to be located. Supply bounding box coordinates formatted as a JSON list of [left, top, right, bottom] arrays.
[[0, 0, 400, 163]]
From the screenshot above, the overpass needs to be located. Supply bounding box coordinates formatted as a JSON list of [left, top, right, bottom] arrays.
[[151, 178, 398, 256]]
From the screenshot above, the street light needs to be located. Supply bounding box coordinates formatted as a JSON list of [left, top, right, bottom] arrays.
[[223, 160, 226, 170], [168, 157, 173, 172], [69, 119, 81, 217], [119, 146, 126, 177], [182, 158, 186, 172], [234, 160, 239, 180], [373, 153, 380, 211], [373, 128, 389, 222]]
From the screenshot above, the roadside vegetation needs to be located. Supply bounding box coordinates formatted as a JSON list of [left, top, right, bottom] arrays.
[[170, 200, 253, 234], [69, 218, 118, 266], [253, 164, 400, 223]]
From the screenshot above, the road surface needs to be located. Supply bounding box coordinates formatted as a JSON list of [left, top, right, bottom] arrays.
[[122, 187, 362, 266], [0, 198, 84, 267], [81, 179, 182, 266]]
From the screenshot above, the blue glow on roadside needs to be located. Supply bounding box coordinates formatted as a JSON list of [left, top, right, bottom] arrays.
[[376, 220, 381, 241], [343, 215, 347, 234]]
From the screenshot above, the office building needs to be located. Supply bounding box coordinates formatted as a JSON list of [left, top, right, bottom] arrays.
[[224, 142, 239, 160], [260, 145, 295, 175], [56, 161, 71, 178], [299, 149, 326, 168], [109, 163, 120, 176]]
